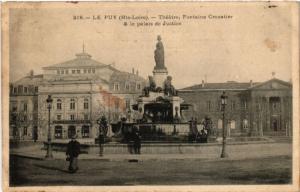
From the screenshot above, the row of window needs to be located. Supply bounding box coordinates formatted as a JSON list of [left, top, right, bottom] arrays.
[[54, 125, 90, 139], [56, 114, 89, 121], [57, 68, 96, 75], [11, 85, 38, 94], [56, 98, 89, 110], [113, 83, 141, 91], [206, 100, 248, 112], [217, 119, 249, 129]]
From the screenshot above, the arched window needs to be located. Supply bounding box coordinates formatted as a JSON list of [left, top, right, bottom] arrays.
[[84, 98, 89, 109], [70, 98, 75, 110], [57, 99, 62, 110]]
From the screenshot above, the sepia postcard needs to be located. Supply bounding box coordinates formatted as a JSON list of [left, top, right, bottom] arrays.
[[1, 2, 300, 192]]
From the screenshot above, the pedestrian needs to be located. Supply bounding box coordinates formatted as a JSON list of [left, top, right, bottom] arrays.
[[66, 135, 81, 173], [133, 130, 141, 154]]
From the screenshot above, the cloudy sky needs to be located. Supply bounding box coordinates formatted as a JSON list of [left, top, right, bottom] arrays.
[[9, 2, 295, 88]]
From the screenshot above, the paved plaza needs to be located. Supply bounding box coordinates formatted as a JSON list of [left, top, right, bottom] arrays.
[[9, 141, 292, 186]]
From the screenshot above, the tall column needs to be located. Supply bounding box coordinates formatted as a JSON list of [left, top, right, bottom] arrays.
[[266, 97, 270, 132], [280, 97, 284, 132]]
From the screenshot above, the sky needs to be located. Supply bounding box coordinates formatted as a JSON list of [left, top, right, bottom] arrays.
[[9, 2, 295, 88]]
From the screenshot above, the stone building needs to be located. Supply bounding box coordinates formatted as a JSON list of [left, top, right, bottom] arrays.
[[178, 78, 292, 137], [9, 71, 43, 140], [10, 50, 146, 141]]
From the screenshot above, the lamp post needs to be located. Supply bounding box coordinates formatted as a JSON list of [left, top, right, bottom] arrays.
[[220, 91, 228, 158], [45, 95, 53, 159]]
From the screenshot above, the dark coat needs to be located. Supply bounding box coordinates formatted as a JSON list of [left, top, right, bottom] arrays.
[[66, 140, 81, 158], [133, 132, 141, 147]]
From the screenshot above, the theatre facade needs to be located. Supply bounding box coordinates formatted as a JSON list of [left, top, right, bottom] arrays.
[[9, 50, 146, 141], [178, 78, 292, 137]]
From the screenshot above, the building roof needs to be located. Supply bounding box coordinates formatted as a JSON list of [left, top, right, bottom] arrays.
[[180, 78, 291, 91], [110, 70, 146, 83], [13, 74, 44, 85], [42, 52, 111, 69], [180, 81, 259, 91]]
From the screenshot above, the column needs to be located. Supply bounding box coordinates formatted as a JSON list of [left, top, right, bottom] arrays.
[[266, 97, 270, 132], [280, 97, 284, 132]]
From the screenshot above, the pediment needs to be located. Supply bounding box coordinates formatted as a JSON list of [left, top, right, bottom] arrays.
[[250, 78, 291, 90]]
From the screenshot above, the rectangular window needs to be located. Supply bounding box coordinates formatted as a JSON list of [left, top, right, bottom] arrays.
[[65, 70, 69, 74], [57, 70, 60, 74], [61, 70, 64, 74], [72, 70, 76, 74], [70, 114, 75, 120], [82, 126, 89, 138], [114, 83, 119, 91], [125, 84, 130, 90], [92, 68, 95, 73], [57, 103, 62, 110], [35, 86, 38, 93], [55, 126, 63, 139], [88, 69, 91, 73], [23, 115, 27, 121], [70, 103, 75, 110], [137, 83, 141, 90], [57, 115, 61, 120], [84, 69, 87, 73], [84, 102, 89, 109], [13, 87, 17, 93], [24, 87, 28, 94], [77, 69, 80, 74], [84, 114, 89, 120]]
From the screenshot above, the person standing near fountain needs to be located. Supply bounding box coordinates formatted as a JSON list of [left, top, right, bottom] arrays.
[[133, 129, 142, 154], [66, 135, 81, 173]]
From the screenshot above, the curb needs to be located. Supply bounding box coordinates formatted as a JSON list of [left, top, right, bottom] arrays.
[[10, 153, 45, 161]]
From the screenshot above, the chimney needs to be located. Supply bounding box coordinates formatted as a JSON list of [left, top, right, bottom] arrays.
[[29, 70, 34, 78], [250, 80, 253, 87], [201, 80, 205, 88], [132, 68, 135, 74]]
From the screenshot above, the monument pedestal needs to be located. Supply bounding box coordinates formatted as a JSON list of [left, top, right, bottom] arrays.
[[153, 68, 168, 89]]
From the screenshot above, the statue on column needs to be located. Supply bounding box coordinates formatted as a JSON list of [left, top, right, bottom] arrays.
[[154, 35, 166, 70]]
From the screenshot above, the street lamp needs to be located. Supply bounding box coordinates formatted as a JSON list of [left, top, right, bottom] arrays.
[[45, 95, 53, 159], [220, 91, 228, 158]]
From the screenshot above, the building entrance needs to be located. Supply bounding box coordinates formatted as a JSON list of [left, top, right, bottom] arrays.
[[271, 117, 280, 132], [68, 125, 76, 138]]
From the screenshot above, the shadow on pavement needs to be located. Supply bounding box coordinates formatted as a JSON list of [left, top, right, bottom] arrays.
[[34, 164, 70, 173]]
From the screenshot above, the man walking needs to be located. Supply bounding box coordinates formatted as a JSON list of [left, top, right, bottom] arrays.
[[66, 135, 81, 173]]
